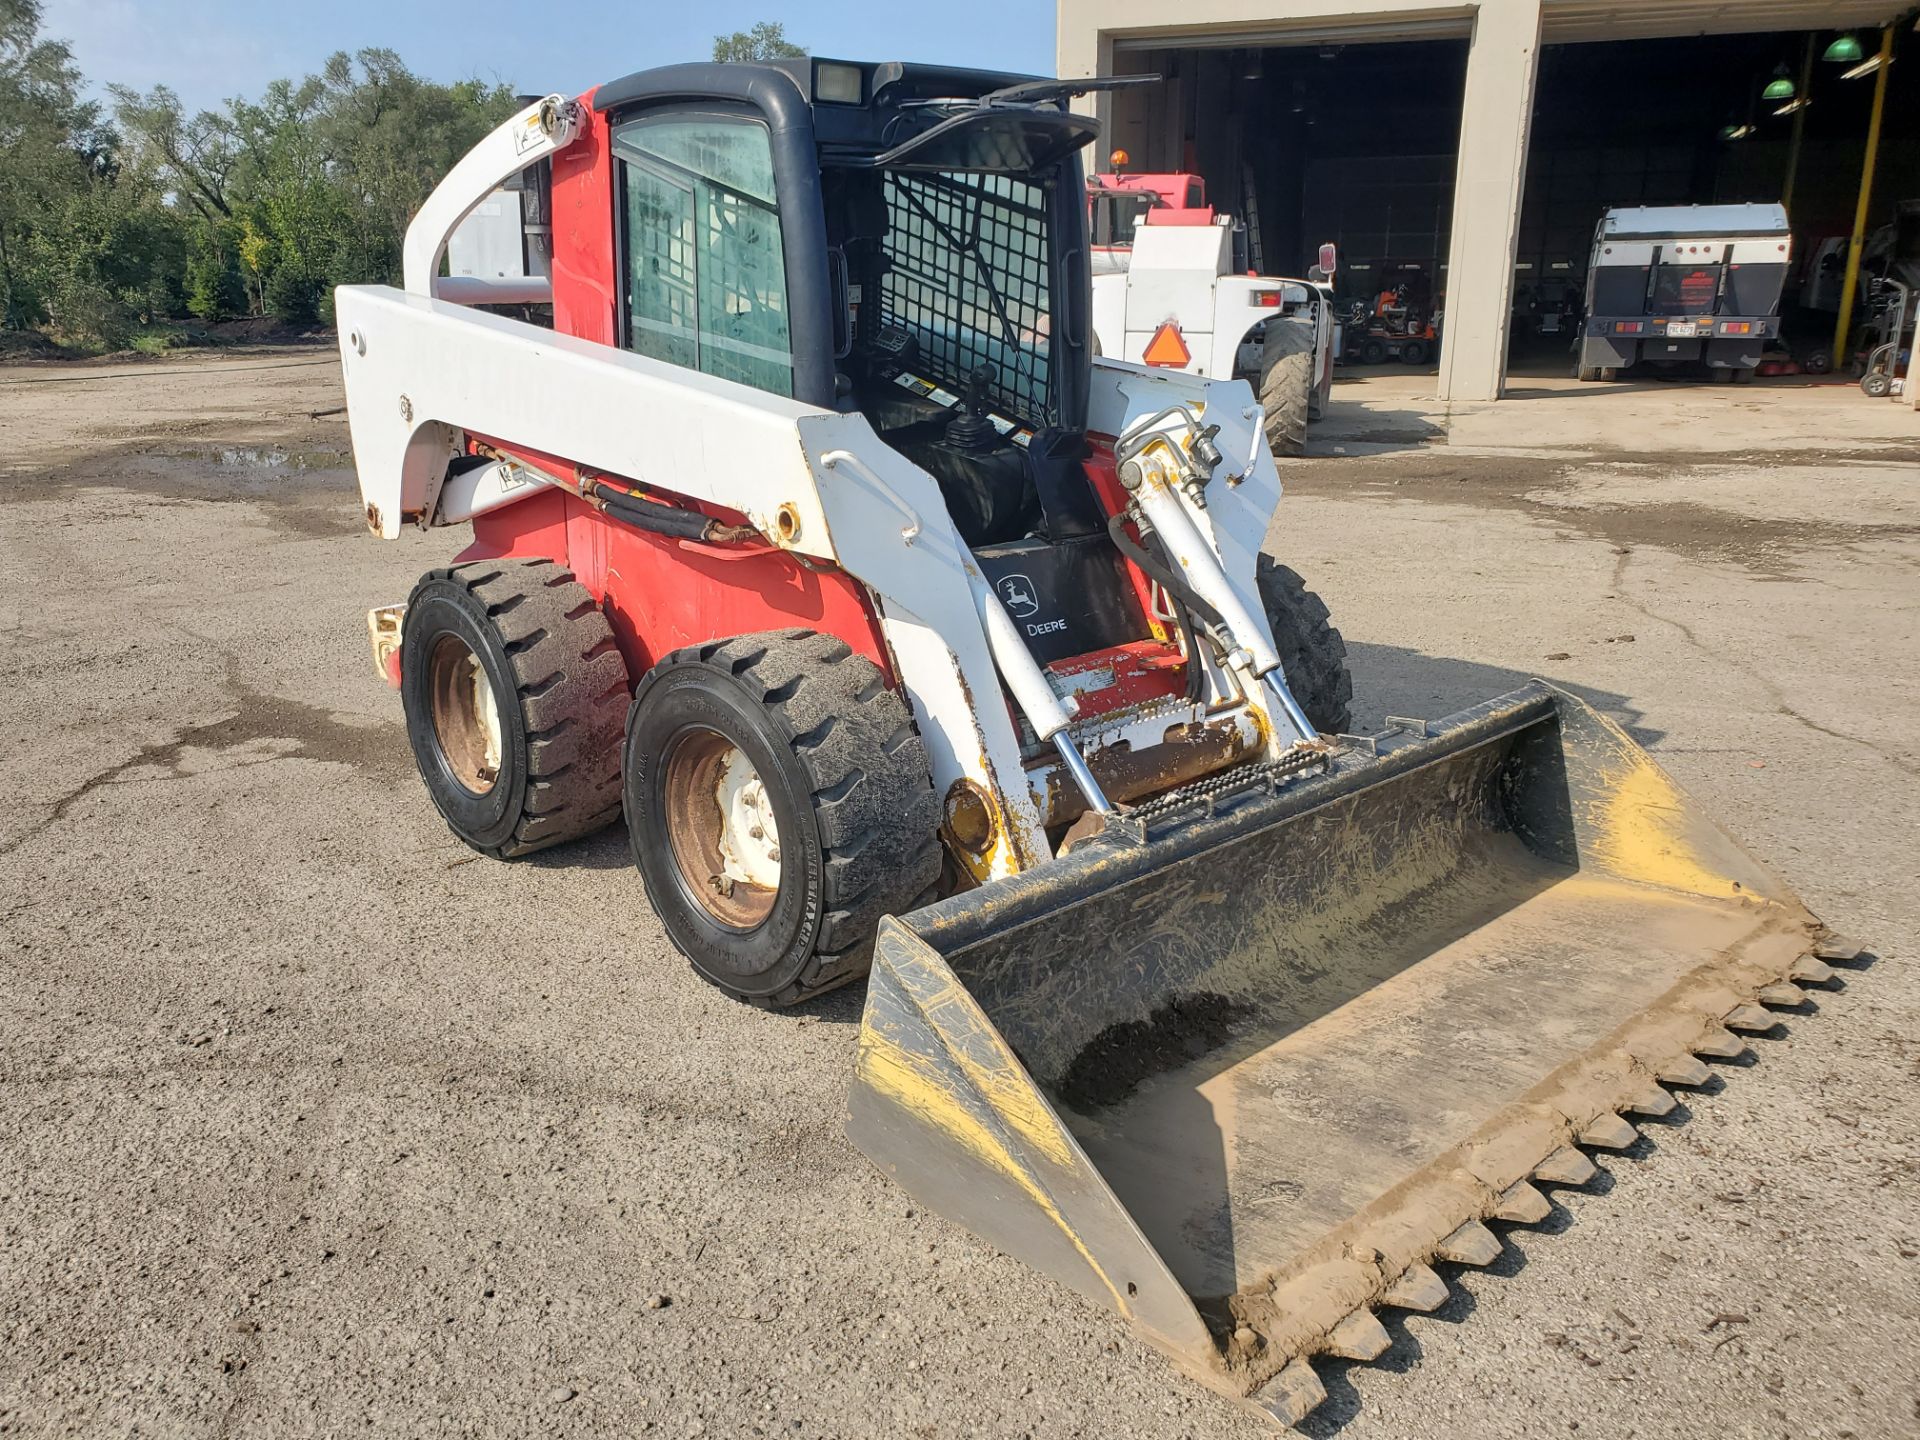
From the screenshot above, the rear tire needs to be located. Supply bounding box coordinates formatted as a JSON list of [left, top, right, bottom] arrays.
[[401, 559, 629, 858], [1258, 320, 1314, 458], [1400, 338, 1430, 366], [624, 629, 942, 1007], [1255, 557, 1354, 735], [1359, 337, 1388, 365]]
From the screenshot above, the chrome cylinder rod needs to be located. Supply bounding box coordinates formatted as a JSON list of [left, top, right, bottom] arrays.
[[1052, 731, 1114, 815], [1263, 672, 1321, 747]]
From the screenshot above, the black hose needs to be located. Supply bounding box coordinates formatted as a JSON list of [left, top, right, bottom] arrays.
[[593, 486, 718, 543]]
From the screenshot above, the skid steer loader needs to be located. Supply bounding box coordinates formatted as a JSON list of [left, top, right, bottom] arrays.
[[335, 59, 1852, 1428]]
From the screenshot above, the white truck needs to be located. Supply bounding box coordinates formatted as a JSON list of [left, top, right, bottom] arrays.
[[1087, 168, 1336, 455]]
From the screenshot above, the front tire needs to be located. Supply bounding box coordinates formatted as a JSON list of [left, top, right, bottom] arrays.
[[401, 560, 629, 858], [1256, 557, 1354, 735], [1259, 320, 1314, 458], [625, 630, 942, 1007]]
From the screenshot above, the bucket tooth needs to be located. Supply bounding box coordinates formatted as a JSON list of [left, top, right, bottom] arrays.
[[1491, 1180, 1552, 1225], [1656, 1054, 1713, 1087], [1434, 1219, 1502, 1267], [1626, 1084, 1678, 1119], [1254, 1357, 1327, 1426], [1723, 1003, 1777, 1033], [1813, 931, 1862, 962], [1692, 1026, 1748, 1060], [1534, 1146, 1598, 1187], [1789, 956, 1836, 985], [1325, 1307, 1393, 1362], [1380, 1263, 1450, 1313], [1579, 1111, 1640, 1150], [1758, 982, 1804, 1008]]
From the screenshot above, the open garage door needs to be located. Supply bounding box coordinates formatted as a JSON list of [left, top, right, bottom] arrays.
[[1508, 29, 1920, 385]]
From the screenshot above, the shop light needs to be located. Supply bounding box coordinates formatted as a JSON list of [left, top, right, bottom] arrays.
[[1762, 65, 1796, 100], [1823, 33, 1864, 63]]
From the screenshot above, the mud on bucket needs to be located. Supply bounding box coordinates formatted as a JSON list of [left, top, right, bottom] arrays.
[[846, 681, 1827, 1420]]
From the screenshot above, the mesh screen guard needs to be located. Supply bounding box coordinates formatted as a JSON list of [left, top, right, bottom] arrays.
[[877, 171, 1055, 428]]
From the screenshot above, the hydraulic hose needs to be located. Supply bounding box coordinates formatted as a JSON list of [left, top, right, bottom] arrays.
[[1106, 510, 1229, 701]]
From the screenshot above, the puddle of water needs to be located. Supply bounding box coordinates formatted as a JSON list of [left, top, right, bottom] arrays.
[[215, 445, 354, 472]]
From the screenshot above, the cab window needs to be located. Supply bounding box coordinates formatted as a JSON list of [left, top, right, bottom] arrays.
[[613, 113, 793, 397]]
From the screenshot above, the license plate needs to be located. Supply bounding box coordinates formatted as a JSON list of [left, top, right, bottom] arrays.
[[1666, 321, 1698, 338]]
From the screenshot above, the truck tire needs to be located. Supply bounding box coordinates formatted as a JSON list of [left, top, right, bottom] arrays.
[[625, 629, 942, 1008], [1359, 336, 1388, 365], [1256, 556, 1354, 735], [1400, 338, 1430, 366], [1259, 320, 1314, 458], [401, 559, 630, 858]]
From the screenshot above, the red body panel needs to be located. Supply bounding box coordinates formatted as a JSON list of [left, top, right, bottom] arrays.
[[549, 91, 619, 346], [440, 86, 1178, 711], [460, 489, 893, 681]]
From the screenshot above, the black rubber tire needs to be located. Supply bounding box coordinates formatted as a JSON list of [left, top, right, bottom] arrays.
[[401, 559, 629, 858], [1862, 370, 1892, 399], [1731, 367, 1755, 385], [1258, 320, 1315, 458], [1256, 556, 1354, 735], [1400, 338, 1430, 366], [1359, 337, 1388, 365], [624, 629, 942, 1008]]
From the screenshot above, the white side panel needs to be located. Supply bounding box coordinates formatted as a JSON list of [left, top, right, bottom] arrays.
[[336, 286, 830, 546], [1121, 225, 1232, 373], [335, 284, 1049, 875], [797, 413, 1052, 874], [1091, 272, 1128, 361]]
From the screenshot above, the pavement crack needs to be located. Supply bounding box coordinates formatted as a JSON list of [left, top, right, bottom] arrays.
[[0, 682, 401, 859], [1608, 549, 1919, 780]]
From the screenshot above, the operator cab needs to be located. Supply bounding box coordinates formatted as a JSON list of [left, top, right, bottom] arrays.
[[586, 58, 1154, 676]]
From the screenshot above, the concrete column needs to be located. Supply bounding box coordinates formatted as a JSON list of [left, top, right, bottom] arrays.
[[1435, 0, 1542, 402]]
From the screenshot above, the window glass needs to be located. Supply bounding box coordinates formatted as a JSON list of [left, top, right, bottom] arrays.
[[615, 115, 792, 395], [1652, 262, 1720, 316], [879, 170, 1052, 427]]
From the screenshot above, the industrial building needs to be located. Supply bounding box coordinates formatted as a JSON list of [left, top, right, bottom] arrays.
[[1057, 0, 1918, 400]]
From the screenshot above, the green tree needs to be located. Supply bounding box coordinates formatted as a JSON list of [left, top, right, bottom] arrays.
[[712, 21, 805, 62], [0, 0, 108, 329]]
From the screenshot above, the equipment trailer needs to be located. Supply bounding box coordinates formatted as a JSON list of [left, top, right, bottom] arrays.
[[337, 61, 1852, 1428]]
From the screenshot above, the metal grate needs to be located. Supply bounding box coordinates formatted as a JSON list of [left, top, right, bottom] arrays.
[[879, 171, 1053, 428]]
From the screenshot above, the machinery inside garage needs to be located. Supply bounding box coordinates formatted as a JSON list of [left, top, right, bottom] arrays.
[[1068, 0, 1916, 399]]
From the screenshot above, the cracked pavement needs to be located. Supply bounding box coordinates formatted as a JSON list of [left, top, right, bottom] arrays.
[[1, 351, 1917, 1439]]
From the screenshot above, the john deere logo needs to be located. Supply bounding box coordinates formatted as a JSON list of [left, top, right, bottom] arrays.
[[996, 574, 1040, 619]]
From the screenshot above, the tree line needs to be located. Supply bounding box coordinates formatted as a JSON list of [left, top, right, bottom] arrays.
[[0, 0, 516, 348]]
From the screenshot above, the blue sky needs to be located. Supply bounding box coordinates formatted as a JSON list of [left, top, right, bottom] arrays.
[[42, 0, 1059, 117]]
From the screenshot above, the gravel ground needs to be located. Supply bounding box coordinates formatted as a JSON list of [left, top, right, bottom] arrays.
[[1, 350, 1916, 1439]]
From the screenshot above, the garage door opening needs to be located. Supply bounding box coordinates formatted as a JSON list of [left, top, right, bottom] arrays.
[[1508, 29, 1920, 385], [1105, 38, 1471, 374]]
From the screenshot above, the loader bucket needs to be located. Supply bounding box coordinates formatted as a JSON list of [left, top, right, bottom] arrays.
[[847, 682, 1842, 1425]]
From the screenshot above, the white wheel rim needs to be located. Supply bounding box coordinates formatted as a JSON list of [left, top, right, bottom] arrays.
[[715, 746, 782, 891]]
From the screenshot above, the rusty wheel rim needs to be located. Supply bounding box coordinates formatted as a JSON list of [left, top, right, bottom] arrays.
[[427, 633, 503, 795], [662, 726, 781, 930]]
